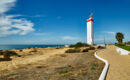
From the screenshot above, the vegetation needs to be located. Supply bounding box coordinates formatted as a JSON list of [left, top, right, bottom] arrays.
[[89, 46, 95, 50], [0, 50, 20, 61], [65, 48, 80, 53], [91, 63, 98, 70], [97, 46, 105, 49], [115, 44, 130, 51], [31, 48, 37, 52], [82, 48, 89, 52], [58, 65, 72, 74], [0, 48, 105, 80], [116, 32, 124, 44], [69, 42, 89, 48], [126, 41, 130, 45]]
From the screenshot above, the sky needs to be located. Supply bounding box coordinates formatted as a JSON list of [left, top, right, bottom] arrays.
[[0, 0, 130, 45]]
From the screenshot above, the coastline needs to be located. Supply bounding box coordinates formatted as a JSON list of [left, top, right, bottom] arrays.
[[0, 44, 65, 50]]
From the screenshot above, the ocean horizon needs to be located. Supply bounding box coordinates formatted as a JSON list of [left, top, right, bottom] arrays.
[[0, 44, 65, 50]]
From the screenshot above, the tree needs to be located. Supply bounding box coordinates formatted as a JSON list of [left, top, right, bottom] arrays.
[[116, 32, 124, 44], [127, 41, 130, 45]]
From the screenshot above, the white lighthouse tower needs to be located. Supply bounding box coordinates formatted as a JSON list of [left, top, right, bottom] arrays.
[[87, 13, 94, 45]]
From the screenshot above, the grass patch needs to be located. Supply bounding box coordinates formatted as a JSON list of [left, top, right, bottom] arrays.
[[91, 63, 98, 70], [115, 44, 130, 51], [58, 65, 73, 75]]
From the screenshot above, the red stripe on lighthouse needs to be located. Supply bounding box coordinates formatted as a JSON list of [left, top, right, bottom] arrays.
[[87, 18, 93, 22]]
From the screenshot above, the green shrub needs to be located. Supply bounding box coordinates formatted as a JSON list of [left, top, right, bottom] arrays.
[[115, 44, 125, 46], [115, 44, 130, 51], [91, 63, 98, 70], [97, 46, 105, 49], [89, 46, 95, 50], [0, 50, 3, 55], [69, 42, 89, 48], [69, 45, 75, 48], [4, 51, 18, 56], [65, 49, 80, 53], [91, 66, 95, 70], [59, 70, 69, 74], [82, 48, 89, 52], [2, 51, 20, 59], [3, 52, 11, 60], [126, 41, 130, 45]]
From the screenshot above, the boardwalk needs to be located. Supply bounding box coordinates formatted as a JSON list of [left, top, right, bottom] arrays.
[[97, 45, 130, 80]]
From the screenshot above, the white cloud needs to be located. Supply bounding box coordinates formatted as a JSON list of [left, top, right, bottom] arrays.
[[24, 14, 48, 18], [0, 0, 34, 37], [104, 31, 115, 35], [32, 32, 47, 36], [62, 36, 79, 40], [0, 15, 34, 37], [0, 0, 16, 14]]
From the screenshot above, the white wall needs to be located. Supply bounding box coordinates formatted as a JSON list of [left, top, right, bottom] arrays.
[[116, 47, 130, 55], [87, 19, 93, 45]]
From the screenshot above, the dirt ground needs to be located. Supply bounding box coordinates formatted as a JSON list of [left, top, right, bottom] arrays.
[[0, 47, 104, 80]]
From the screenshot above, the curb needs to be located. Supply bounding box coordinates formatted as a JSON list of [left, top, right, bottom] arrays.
[[115, 46, 130, 55], [94, 51, 109, 80]]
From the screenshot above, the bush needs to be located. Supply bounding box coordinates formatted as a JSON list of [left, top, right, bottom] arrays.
[[97, 46, 105, 49], [0, 50, 3, 55], [4, 51, 18, 56], [89, 46, 95, 50], [3, 51, 20, 59], [3, 52, 11, 60], [19, 49, 23, 52], [69, 45, 75, 48], [69, 42, 89, 48], [31, 48, 37, 52], [126, 41, 130, 45], [115, 44, 125, 46], [65, 49, 80, 53], [82, 48, 89, 52]]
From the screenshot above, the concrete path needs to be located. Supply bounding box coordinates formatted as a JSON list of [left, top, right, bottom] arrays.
[[97, 45, 130, 80]]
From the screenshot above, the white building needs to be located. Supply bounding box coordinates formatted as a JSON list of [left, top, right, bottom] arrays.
[[87, 13, 94, 45]]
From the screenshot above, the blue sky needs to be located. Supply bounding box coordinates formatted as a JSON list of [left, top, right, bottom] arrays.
[[0, 0, 130, 44]]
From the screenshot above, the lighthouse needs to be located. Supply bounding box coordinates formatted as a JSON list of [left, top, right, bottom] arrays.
[[87, 13, 94, 45]]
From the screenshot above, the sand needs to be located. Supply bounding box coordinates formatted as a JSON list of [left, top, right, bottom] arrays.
[[97, 45, 130, 80], [0, 47, 104, 80], [0, 47, 68, 73]]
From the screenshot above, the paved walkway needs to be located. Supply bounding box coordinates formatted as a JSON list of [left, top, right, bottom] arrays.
[[97, 45, 130, 80]]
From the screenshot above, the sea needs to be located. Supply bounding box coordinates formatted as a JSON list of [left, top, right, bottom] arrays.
[[0, 45, 65, 50]]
